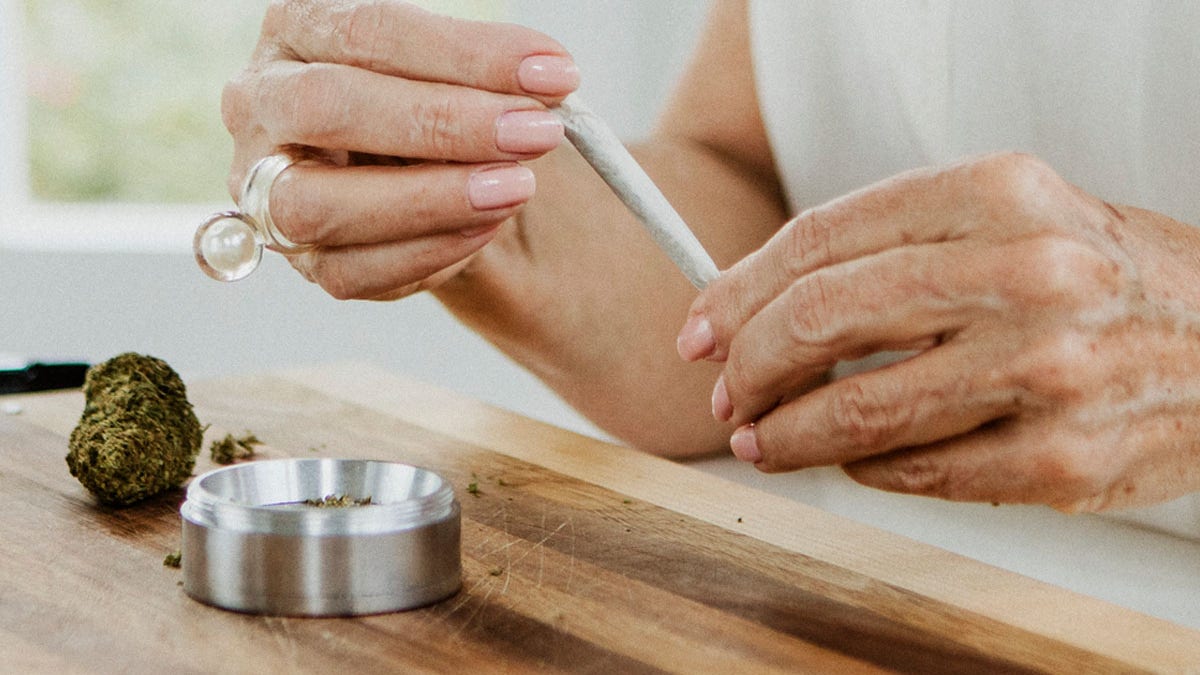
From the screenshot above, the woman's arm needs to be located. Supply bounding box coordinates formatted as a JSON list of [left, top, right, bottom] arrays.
[[433, 0, 790, 456], [223, 0, 787, 457]]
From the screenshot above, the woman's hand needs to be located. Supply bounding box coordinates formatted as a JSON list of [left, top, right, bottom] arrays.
[[221, 0, 578, 300], [678, 152, 1200, 512]]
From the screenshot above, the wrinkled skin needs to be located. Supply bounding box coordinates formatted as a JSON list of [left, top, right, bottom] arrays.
[[679, 153, 1200, 512], [224, 1, 1200, 512], [220, 0, 577, 301], [220, 0, 779, 460]]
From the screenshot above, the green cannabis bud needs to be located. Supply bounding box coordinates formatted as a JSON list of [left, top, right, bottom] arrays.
[[66, 353, 202, 507], [209, 432, 261, 465]]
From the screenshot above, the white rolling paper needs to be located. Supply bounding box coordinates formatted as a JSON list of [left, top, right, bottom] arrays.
[[552, 94, 720, 290]]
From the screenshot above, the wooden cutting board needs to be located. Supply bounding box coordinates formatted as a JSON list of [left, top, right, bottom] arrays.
[[2, 363, 1198, 673]]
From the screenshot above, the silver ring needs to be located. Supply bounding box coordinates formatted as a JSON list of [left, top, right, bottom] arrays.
[[238, 152, 305, 251]]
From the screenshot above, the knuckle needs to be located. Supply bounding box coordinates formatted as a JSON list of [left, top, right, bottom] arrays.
[[1035, 442, 1110, 503], [964, 152, 1069, 219], [1057, 480, 1132, 513], [889, 455, 953, 496], [270, 64, 353, 144], [973, 151, 1059, 197], [293, 250, 362, 301], [982, 150, 1054, 178], [1017, 236, 1121, 305], [784, 207, 834, 274], [408, 96, 466, 158], [220, 76, 252, 136], [828, 381, 908, 451], [1007, 332, 1092, 403], [310, 260, 359, 301], [333, 1, 393, 65], [787, 275, 841, 349]]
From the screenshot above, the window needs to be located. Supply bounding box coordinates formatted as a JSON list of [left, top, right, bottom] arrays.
[[0, 0, 507, 250], [23, 0, 266, 203], [12, 0, 503, 205], [1, 0, 708, 250]]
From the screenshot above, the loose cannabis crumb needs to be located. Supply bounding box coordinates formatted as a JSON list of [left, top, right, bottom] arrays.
[[488, 567, 503, 577], [209, 432, 262, 465], [65, 353, 202, 507], [496, 478, 508, 487], [163, 551, 182, 568], [466, 482, 480, 496], [622, 499, 632, 505], [303, 494, 373, 508]]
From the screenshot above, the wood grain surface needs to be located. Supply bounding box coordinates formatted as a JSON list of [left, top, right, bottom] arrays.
[[2, 363, 1198, 673]]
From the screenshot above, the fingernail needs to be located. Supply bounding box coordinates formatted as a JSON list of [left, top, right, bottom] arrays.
[[712, 375, 733, 422], [517, 55, 580, 95], [677, 314, 716, 361], [730, 424, 762, 463], [495, 110, 564, 154], [468, 164, 536, 211]]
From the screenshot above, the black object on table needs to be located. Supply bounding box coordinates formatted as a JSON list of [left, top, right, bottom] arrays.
[[0, 361, 89, 395]]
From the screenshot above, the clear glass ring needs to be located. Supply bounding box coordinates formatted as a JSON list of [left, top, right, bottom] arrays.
[[193, 211, 263, 282], [193, 153, 309, 282]]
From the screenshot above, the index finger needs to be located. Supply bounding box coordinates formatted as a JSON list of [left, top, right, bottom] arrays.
[[678, 153, 1041, 362], [262, 0, 579, 100]]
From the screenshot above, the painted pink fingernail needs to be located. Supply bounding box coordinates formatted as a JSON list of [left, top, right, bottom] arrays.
[[730, 424, 762, 464], [712, 376, 733, 422], [468, 165, 536, 211], [517, 55, 580, 95], [677, 314, 716, 361], [495, 110, 564, 154]]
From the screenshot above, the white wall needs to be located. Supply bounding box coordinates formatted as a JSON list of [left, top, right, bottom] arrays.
[[511, 1, 712, 140], [0, 1, 715, 437]]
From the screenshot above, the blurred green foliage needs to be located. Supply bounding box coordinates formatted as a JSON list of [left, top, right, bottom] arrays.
[[24, 0, 502, 203]]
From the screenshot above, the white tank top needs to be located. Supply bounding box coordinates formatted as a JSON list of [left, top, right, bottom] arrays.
[[748, 0, 1200, 225], [749, 0, 1200, 535]]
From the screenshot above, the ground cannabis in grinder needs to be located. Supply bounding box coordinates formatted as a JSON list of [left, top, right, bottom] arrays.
[[303, 494, 373, 507], [65, 353, 202, 507]]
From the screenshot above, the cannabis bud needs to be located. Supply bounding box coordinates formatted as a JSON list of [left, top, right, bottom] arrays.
[[66, 353, 202, 507], [209, 432, 261, 465]]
